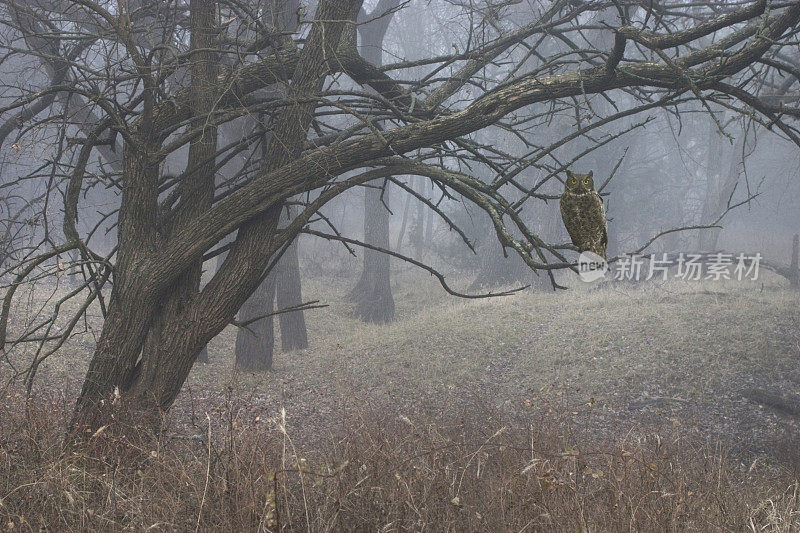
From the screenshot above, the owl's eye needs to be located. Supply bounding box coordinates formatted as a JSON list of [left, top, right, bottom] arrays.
[[571, 179, 576, 184], [583, 179, 589, 184]]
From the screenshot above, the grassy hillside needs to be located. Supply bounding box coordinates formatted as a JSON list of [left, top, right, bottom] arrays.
[[2, 272, 800, 530], [178, 273, 800, 455]]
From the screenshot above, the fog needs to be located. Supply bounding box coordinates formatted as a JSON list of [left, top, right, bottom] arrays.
[[0, 0, 799, 529]]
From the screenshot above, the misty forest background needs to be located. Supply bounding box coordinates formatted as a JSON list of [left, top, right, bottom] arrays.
[[1, 0, 800, 530]]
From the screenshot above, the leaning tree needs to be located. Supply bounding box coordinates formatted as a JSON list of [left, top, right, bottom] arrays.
[[0, 0, 798, 434]]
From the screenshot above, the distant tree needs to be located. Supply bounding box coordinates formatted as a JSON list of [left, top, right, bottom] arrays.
[[0, 0, 797, 435], [233, 0, 308, 370], [347, 0, 402, 324]]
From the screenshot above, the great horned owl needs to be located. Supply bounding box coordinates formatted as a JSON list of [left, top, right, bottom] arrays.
[[559, 170, 608, 259]]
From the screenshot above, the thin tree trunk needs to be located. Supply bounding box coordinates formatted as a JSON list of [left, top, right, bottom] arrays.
[[233, 122, 278, 368], [395, 182, 413, 250], [424, 183, 434, 248], [277, 208, 308, 351], [411, 176, 425, 254], [269, 0, 307, 354], [698, 114, 742, 251]]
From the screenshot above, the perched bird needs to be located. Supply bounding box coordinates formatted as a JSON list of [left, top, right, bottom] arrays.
[[559, 170, 608, 259]]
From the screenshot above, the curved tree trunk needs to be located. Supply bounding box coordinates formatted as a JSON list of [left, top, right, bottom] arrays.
[[71, 0, 353, 433]]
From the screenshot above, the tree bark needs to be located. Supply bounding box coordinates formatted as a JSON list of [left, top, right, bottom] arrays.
[[118, 0, 219, 412], [235, 270, 277, 371], [71, 0, 355, 432], [411, 177, 425, 254], [349, 184, 395, 323], [348, 0, 401, 323], [234, 0, 307, 365], [276, 208, 308, 351]]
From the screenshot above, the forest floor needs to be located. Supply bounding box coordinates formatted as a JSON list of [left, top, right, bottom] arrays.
[[181, 271, 800, 465], [12, 268, 800, 465], [3, 269, 800, 529]]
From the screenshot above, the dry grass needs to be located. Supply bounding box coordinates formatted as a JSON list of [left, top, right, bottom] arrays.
[[2, 389, 800, 531], [2, 271, 800, 530], [179, 272, 800, 456]]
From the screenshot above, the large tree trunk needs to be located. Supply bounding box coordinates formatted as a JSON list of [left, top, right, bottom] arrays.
[[74, 0, 220, 427], [71, 0, 354, 433], [236, 205, 307, 370], [71, 145, 173, 432], [348, 1, 400, 323]]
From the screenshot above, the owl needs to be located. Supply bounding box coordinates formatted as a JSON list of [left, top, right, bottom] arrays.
[[559, 170, 608, 259]]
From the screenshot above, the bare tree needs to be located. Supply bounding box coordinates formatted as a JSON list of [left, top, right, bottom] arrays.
[[0, 0, 797, 436], [347, 0, 402, 324], [233, 0, 308, 369]]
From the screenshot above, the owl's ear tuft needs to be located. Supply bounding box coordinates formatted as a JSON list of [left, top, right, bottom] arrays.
[[565, 170, 574, 179], [587, 170, 593, 178]]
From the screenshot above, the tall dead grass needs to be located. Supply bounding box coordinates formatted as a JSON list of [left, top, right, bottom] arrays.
[[1, 389, 799, 532]]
